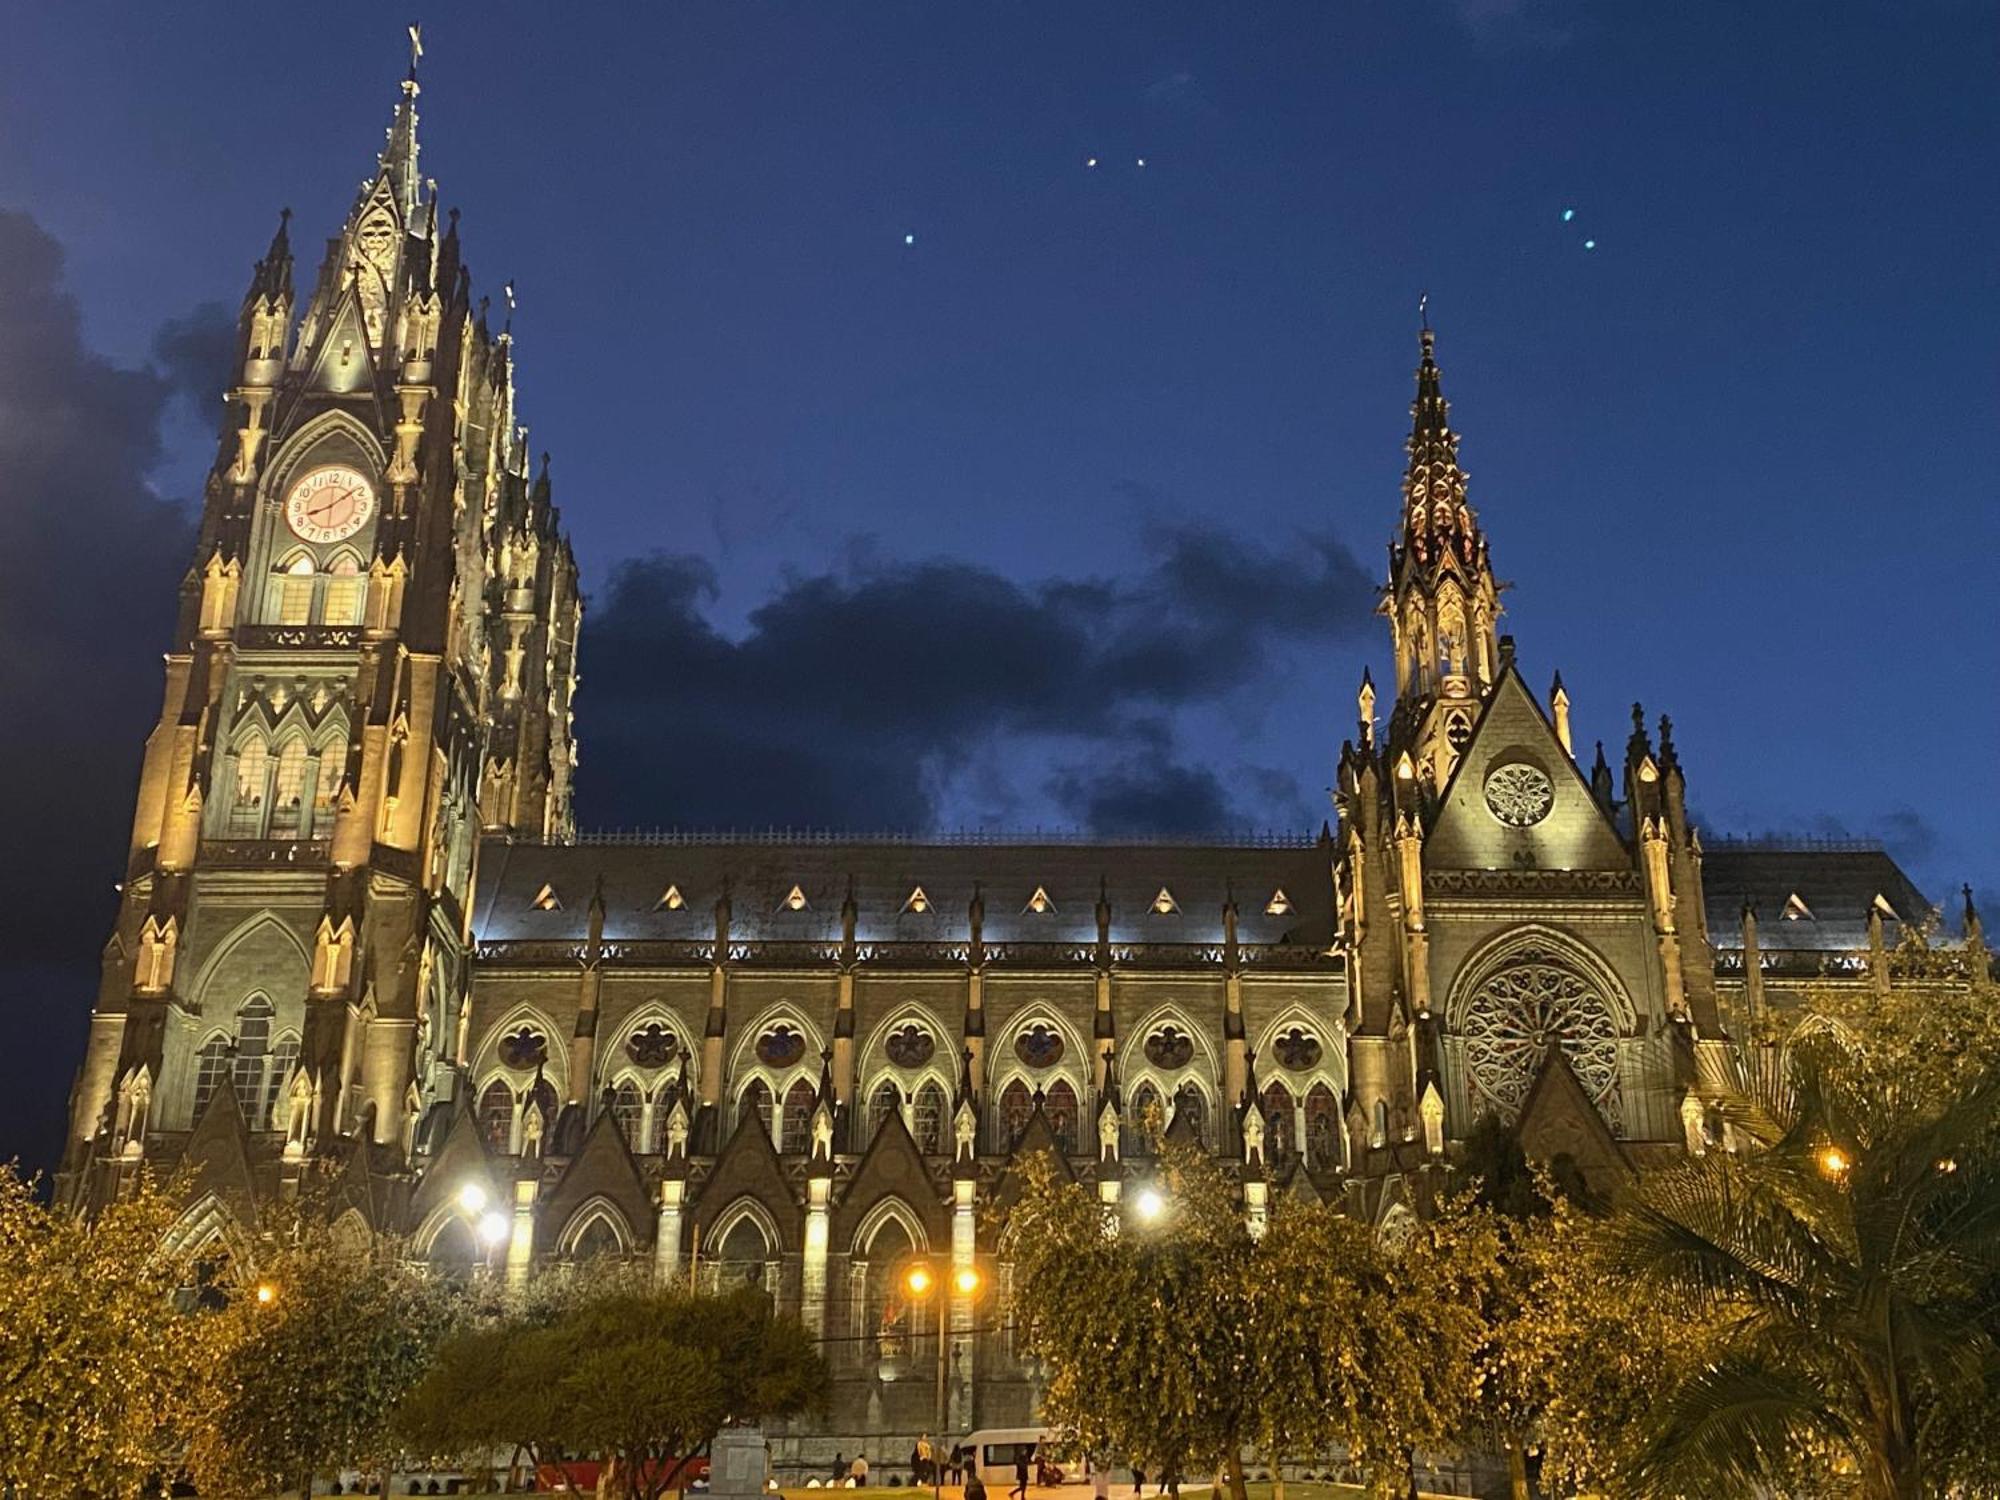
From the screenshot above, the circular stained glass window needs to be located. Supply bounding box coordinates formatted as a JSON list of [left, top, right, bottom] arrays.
[[884, 1023, 935, 1069], [1461, 950, 1621, 1129], [755, 1025, 806, 1068], [1272, 1026, 1322, 1071], [498, 1028, 548, 1070], [1483, 761, 1554, 827], [1014, 1023, 1064, 1069], [625, 1022, 678, 1069], [1143, 1025, 1194, 1070]]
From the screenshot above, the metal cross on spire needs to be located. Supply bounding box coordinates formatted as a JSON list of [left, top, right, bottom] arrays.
[[407, 22, 424, 76], [1419, 290, 1430, 331]]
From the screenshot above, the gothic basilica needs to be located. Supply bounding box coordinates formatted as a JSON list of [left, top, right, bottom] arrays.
[[59, 65, 1973, 1463]]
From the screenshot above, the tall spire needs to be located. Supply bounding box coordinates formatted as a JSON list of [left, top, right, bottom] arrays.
[[1399, 325, 1481, 568], [381, 25, 425, 226]]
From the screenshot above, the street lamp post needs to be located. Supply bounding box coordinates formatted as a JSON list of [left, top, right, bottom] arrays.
[[904, 1259, 983, 1498]]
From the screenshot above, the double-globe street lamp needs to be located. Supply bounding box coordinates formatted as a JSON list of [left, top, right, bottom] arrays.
[[901, 1259, 984, 1496]]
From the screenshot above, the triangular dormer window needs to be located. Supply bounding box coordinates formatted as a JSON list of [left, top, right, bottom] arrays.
[[1151, 887, 1179, 915], [655, 885, 685, 912], [1871, 892, 1900, 920], [903, 886, 931, 914], [1782, 892, 1814, 922], [782, 884, 809, 912], [1265, 889, 1293, 916], [530, 883, 562, 912], [1025, 886, 1055, 915]]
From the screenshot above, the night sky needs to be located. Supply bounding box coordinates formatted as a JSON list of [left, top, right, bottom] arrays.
[[1, 2, 1994, 1171]]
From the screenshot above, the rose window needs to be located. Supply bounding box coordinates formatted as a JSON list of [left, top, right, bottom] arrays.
[[1483, 761, 1554, 827], [755, 1025, 806, 1068], [1014, 1023, 1064, 1069], [498, 1028, 548, 1070], [625, 1022, 678, 1069], [1272, 1027, 1322, 1071], [1461, 952, 1621, 1126], [884, 1023, 935, 1069], [1143, 1025, 1194, 1070]]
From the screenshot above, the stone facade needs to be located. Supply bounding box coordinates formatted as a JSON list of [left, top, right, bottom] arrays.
[[58, 61, 1988, 1476]]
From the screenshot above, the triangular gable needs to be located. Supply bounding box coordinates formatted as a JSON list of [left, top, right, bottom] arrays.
[[1424, 666, 1630, 872], [902, 886, 932, 914], [655, 884, 686, 911], [300, 282, 383, 398], [1282, 1162, 1326, 1207], [1870, 891, 1900, 921], [1782, 892, 1815, 921], [780, 884, 809, 912], [1150, 887, 1180, 915], [530, 882, 562, 911], [539, 1108, 654, 1252], [324, 1131, 402, 1235], [175, 1084, 260, 1221], [1264, 889, 1293, 916], [1515, 1043, 1634, 1192], [830, 1107, 949, 1250], [694, 1107, 802, 1241]]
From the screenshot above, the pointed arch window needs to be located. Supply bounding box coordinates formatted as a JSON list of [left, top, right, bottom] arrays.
[[713, 1216, 772, 1291], [230, 739, 269, 835], [313, 734, 348, 819], [273, 554, 315, 624], [1262, 1081, 1297, 1166], [1305, 1083, 1340, 1167], [322, 553, 365, 625], [740, 1079, 774, 1141], [1045, 1079, 1079, 1155], [1127, 1082, 1162, 1158], [269, 738, 309, 836], [610, 1080, 646, 1153], [914, 1081, 947, 1155], [262, 1034, 300, 1130], [230, 997, 274, 1123], [779, 1078, 816, 1154], [193, 1036, 233, 1120], [478, 1078, 517, 1152], [572, 1216, 623, 1261], [1172, 1084, 1207, 1146], [998, 1079, 1033, 1150], [869, 1081, 902, 1143]]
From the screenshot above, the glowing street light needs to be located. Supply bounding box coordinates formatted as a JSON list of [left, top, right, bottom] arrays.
[[953, 1267, 981, 1296], [477, 1211, 511, 1248], [254, 1281, 278, 1306], [1818, 1145, 1851, 1179], [904, 1263, 934, 1298], [457, 1181, 488, 1215], [1133, 1186, 1167, 1223]]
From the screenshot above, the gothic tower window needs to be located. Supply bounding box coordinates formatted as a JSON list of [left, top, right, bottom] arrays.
[[1262, 1080, 1297, 1165], [192, 1036, 233, 1119], [1126, 1082, 1162, 1158], [1172, 1084, 1207, 1146], [269, 738, 309, 836], [262, 1034, 299, 1129], [322, 552, 365, 625], [272, 554, 316, 625], [312, 734, 347, 819], [230, 739, 269, 835], [712, 1216, 773, 1291]]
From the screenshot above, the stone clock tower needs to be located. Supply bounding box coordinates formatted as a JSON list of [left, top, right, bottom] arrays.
[[60, 57, 580, 1206]]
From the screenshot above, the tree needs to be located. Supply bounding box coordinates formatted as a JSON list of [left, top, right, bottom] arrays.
[[0, 1166, 208, 1498], [1007, 1143, 1262, 1500], [185, 1215, 462, 1498], [399, 1280, 826, 1500], [1605, 993, 2000, 1500]]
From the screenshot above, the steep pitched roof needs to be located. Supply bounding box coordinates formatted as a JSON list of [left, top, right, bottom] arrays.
[[539, 1106, 654, 1251], [831, 1108, 948, 1250], [1514, 1043, 1634, 1194], [176, 1083, 260, 1219], [1702, 847, 1931, 952], [694, 1107, 801, 1240]]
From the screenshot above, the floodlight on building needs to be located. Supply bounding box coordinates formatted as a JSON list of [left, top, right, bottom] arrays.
[[905, 1264, 934, 1298], [954, 1267, 981, 1296], [457, 1181, 488, 1215], [477, 1210, 511, 1247]]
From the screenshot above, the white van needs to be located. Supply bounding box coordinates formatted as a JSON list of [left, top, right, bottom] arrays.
[[962, 1430, 1096, 1488]]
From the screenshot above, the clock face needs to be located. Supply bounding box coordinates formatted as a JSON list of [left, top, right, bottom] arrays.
[[283, 465, 376, 544]]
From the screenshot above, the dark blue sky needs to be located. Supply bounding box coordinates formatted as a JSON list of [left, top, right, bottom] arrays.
[[1, 2, 1994, 1165]]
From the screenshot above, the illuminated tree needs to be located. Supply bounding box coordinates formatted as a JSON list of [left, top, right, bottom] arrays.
[[0, 1167, 207, 1498]]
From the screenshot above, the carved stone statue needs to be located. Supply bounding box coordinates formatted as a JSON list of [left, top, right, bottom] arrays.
[[1241, 1103, 1265, 1166], [1097, 1102, 1120, 1161], [953, 1100, 977, 1159]]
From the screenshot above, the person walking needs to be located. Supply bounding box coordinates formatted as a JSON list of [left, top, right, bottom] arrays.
[[1091, 1461, 1110, 1500], [1130, 1467, 1145, 1499], [851, 1454, 870, 1487], [1011, 1447, 1031, 1500], [966, 1466, 988, 1500], [919, 1434, 935, 1486], [948, 1443, 967, 1486]]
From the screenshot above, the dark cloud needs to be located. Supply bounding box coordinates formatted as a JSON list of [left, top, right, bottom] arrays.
[[151, 299, 236, 413], [576, 524, 1375, 835], [0, 212, 211, 1167]]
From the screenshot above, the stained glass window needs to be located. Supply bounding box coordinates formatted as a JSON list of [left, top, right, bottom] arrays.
[[914, 1081, 947, 1155], [1045, 1079, 1079, 1155], [780, 1079, 816, 1154]]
